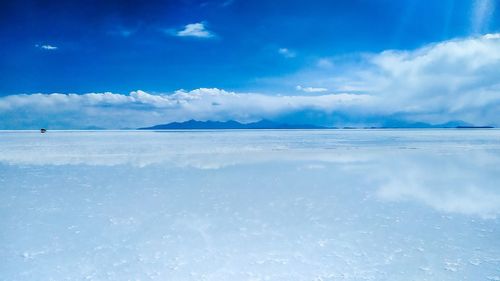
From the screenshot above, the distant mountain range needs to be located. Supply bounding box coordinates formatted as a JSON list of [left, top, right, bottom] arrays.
[[138, 119, 495, 130], [138, 119, 326, 130], [369, 120, 494, 129]]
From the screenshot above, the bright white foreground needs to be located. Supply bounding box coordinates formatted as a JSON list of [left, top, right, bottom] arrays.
[[0, 130, 499, 281]]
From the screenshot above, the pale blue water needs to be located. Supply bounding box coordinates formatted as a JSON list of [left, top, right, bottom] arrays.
[[1, 130, 499, 280]]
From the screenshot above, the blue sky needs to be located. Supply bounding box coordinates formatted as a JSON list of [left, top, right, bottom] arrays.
[[0, 0, 500, 128]]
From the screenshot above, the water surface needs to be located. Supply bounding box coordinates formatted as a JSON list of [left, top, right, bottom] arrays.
[[1, 130, 499, 280]]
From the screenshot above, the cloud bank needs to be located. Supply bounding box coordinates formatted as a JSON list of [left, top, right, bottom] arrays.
[[2, 34, 500, 129], [276, 33, 500, 126], [0, 89, 370, 129], [360, 33, 500, 125]]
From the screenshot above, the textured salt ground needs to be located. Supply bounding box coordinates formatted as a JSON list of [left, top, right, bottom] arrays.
[[0, 130, 499, 280]]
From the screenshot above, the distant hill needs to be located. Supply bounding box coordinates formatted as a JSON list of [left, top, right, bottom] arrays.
[[138, 119, 326, 130], [370, 120, 495, 129], [138, 119, 495, 130]]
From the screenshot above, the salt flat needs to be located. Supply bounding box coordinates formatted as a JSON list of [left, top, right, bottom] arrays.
[[0, 130, 499, 281]]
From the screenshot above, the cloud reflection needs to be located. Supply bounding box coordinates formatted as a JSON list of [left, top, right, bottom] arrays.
[[1, 130, 499, 219]]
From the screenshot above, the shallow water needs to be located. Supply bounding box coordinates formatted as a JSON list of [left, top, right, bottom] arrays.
[[1, 130, 499, 280]]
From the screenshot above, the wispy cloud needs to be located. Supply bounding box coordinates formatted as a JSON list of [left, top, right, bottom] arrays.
[[278, 48, 296, 58], [471, 0, 495, 34], [108, 27, 136, 38], [296, 85, 328, 93], [176, 22, 215, 38], [221, 0, 235, 7], [316, 58, 333, 68], [35, 44, 58, 50]]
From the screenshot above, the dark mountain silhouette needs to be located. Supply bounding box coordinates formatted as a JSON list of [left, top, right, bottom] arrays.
[[138, 119, 326, 130], [372, 120, 494, 129], [138, 119, 494, 130]]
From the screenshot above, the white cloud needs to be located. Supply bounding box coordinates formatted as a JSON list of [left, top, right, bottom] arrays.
[[274, 33, 500, 126], [176, 22, 214, 38], [278, 48, 296, 58], [35, 44, 58, 50], [484, 33, 500, 39], [363, 33, 500, 124], [296, 85, 328, 93]]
